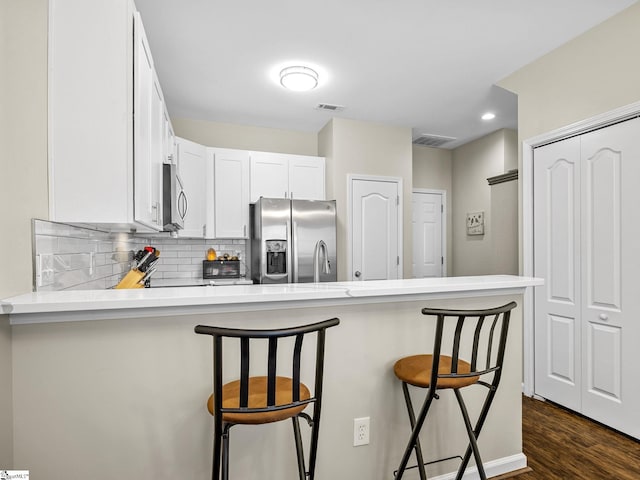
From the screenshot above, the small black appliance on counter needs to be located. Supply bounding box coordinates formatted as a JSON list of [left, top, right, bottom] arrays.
[[202, 260, 240, 279]]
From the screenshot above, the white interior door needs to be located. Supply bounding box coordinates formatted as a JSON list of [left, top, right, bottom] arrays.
[[579, 117, 640, 437], [350, 178, 400, 281], [534, 116, 640, 438], [534, 136, 582, 411], [412, 191, 444, 278]]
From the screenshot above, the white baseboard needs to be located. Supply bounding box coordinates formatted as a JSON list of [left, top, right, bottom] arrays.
[[429, 453, 528, 480]]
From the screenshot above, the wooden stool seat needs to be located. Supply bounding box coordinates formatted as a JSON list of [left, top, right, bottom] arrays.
[[393, 302, 517, 480], [207, 376, 311, 424], [195, 317, 340, 480], [394, 354, 480, 390]]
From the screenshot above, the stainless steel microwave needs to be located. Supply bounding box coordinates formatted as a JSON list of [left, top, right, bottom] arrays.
[[162, 163, 185, 231]]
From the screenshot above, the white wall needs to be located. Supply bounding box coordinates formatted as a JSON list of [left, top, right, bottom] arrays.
[[498, 2, 640, 273], [412, 145, 453, 275], [451, 129, 517, 276], [0, 0, 50, 467], [172, 117, 318, 156], [318, 118, 413, 280]]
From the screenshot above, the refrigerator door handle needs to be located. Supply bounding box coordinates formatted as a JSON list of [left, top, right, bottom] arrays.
[[292, 221, 299, 282], [287, 220, 293, 283]]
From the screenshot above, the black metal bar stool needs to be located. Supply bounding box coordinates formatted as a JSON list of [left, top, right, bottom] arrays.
[[393, 302, 517, 480], [195, 317, 340, 480]]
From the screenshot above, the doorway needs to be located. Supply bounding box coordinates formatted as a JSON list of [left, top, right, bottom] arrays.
[[412, 189, 446, 278], [348, 175, 403, 281]]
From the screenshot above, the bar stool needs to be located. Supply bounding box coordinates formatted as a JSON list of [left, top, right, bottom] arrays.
[[195, 317, 340, 480], [393, 302, 517, 480]]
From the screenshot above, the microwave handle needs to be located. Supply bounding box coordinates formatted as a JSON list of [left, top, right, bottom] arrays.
[[178, 190, 188, 219]]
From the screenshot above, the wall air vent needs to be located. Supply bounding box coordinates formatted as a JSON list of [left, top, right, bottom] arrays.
[[412, 134, 457, 148], [316, 103, 345, 111]]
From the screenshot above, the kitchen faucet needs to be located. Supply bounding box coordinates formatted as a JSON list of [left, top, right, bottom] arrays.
[[313, 240, 331, 282]]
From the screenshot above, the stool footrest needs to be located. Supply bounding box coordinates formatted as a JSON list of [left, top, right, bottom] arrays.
[[393, 455, 463, 476]]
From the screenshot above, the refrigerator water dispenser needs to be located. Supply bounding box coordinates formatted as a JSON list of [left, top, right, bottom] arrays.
[[266, 240, 287, 275]]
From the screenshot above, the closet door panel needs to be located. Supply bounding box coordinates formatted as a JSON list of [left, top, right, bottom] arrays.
[[584, 147, 621, 311], [586, 322, 621, 401], [580, 117, 640, 439], [533, 136, 582, 411]]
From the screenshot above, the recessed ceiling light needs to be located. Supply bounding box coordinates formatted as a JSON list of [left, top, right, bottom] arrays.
[[481, 112, 496, 121], [279, 66, 319, 92]]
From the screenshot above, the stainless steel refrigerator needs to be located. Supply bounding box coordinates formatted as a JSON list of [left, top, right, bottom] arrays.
[[251, 198, 337, 284]]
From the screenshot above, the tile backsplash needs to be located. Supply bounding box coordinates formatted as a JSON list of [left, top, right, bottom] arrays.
[[32, 219, 248, 291]]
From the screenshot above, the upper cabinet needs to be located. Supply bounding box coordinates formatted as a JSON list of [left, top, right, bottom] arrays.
[[176, 138, 207, 238], [208, 148, 250, 239], [48, 0, 169, 231], [133, 14, 165, 230], [288, 155, 326, 200], [250, 152, 325, 202]]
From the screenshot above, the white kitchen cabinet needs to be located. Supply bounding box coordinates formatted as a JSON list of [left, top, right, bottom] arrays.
[[48, 0, 168, 232], [163, 106, 176, 165], [249, 152, 325, 202], [176, 138, 207, 238], [133, 17, 164, 230], [289, 155, 325, 200], [249, 152, 289, 202], [207, 148, 250, 239]]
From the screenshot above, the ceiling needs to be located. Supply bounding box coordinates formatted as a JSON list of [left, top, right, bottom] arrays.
[[135, 0, 637, 149]]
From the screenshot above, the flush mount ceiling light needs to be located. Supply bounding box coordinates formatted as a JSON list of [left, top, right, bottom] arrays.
[[481, 112, 496, 121], [279, 66, 319, 92]]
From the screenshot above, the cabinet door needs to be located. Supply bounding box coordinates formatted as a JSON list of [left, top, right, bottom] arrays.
[[250, 152, 289, 202], [49, 0, 133, 226], [133, 13, 159, 229], [163, 106, 176, 165], [176, 138, 207, 238], [150, 74, 165, 228], [289, 155, 325, 200], [212, 149, 250, 238]]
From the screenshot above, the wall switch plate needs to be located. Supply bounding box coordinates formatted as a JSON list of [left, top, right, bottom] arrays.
[[353, 417, 370, 446]]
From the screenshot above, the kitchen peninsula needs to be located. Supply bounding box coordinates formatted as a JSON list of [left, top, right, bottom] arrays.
[[2, 275, 541, 480]]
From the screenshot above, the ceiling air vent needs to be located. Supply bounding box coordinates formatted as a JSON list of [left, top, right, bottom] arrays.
[[412, 134, 456, 148], [316, 103, 345, 112]]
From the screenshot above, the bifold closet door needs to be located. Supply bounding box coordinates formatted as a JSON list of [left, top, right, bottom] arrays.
[[534, 136, 582, 412], [534, 116, 640, 439], [579, 117, 640, 438]]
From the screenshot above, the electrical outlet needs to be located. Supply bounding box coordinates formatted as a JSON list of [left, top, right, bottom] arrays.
[[353, 417, 370, 446]]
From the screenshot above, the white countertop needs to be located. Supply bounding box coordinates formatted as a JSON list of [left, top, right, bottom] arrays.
[[1, 275, 542, 324]]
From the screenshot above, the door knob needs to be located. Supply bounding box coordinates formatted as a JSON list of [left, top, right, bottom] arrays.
[[354, 271, 361, 278], [599, 313, 609, 321]]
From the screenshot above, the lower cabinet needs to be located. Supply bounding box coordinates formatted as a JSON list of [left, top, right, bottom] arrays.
[[207, 148, 250, 239], [176, 137, 207, 238]]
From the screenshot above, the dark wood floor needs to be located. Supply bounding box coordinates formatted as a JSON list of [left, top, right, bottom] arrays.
[[513, 395, 640, 479]]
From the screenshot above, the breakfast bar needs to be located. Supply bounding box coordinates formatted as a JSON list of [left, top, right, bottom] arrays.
[[2, 275, 541, 480]]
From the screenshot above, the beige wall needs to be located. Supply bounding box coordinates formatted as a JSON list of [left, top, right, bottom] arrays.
[[498, 2, 640, 273], [452, 129, 517, 276], [319, 118, 413, 280], [0, 0, 49, 467], [172, 117, 318, 155], [499, 2, 640, 143], [412, 145, 453, 275], [11, 294, 524, 480]]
